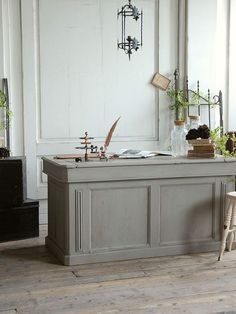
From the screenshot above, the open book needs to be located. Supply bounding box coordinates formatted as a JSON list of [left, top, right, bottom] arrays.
[[114, 149, 172, 159]]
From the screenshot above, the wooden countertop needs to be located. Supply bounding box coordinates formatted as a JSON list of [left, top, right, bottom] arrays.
[[42, 155, 236, 169], [42, 155, 236, 183]]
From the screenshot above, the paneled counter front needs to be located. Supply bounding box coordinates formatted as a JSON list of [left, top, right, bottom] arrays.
[[42, 156, 236, 265]]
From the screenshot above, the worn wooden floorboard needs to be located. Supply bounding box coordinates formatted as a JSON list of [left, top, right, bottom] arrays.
[[1, 225, 236, 313]]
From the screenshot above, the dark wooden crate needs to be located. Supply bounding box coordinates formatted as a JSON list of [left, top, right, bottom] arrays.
[[0, 199, 39, 242], [0, 157, 39, 242], [0, 157, 26, 208]]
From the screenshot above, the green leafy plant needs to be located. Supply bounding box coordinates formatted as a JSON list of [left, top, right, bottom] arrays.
[[210, 127, 236, 157], [0, 89, 12, 131], [189, 90, 215, 108], [166, 85, 215, 121], [0, 89, 12, 158], [166, 87, 188, 120]]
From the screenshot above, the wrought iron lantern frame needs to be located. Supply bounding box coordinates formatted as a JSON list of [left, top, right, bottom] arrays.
[[117, 0, 143, 60]]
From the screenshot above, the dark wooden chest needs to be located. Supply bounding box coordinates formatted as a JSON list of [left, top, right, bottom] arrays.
[[0, 157, 39, 242]]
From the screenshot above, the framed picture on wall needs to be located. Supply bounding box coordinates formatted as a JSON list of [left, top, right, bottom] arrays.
[[151, 73, 171, 91]]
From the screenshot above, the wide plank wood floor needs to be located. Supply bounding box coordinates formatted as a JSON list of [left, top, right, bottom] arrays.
[[1, 226, 236, 313]]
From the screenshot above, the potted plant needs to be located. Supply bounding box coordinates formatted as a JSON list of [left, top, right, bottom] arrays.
[[0, 89, 12, 158], [166, 87, 189, 121], [166, 85, 214, 122], [210, 127, 235, 157]]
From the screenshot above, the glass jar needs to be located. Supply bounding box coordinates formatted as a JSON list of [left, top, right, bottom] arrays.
[[171, 120, 188, 157], [188, 115, 200, 130]]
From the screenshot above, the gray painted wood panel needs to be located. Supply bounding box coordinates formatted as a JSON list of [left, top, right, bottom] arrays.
[[159, 179, 217, 245], [43, 157, 236, 265], [90, 185, 150, 250]]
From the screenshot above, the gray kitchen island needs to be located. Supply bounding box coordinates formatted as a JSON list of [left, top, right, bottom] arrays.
[[42, 156, 236, 265]]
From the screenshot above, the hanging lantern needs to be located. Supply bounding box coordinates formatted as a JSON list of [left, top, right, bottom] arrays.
[[117, 0, 143, 60]]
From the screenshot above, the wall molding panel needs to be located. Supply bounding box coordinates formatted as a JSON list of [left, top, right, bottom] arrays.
[[0, 0, 187, 223], [35, 0, 160, 143], [20, 0, 169, 224]]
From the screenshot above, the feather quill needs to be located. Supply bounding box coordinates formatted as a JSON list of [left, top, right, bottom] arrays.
[[104, 117, 121, 148]]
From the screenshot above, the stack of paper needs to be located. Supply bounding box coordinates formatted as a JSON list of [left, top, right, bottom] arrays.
[[114, 149, 172, 159]]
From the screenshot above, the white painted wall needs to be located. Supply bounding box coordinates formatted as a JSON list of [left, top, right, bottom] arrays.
[[187, 0, 229, 129], [0, 0, 24, 155], [188, 0, 218, 89], [158, 0, 179, 149], [21, 0, 172, 223], [228, 0, 236, 131], [38, 0, 157, 143], [0, 0, 234, 223]]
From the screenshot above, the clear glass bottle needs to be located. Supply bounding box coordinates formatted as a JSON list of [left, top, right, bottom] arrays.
[[171, 120, 188, 157], [188, 115, 200, 130]]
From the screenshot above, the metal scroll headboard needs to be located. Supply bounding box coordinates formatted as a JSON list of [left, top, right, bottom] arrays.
[[174, 69, 223, 135]]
